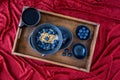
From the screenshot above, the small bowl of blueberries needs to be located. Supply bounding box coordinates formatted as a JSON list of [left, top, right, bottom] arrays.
[[76, 25, 91, 40], [29, 23, 73, 56]]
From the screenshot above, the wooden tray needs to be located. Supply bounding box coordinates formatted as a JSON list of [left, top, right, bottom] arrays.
[[12, 7, 100, 72]]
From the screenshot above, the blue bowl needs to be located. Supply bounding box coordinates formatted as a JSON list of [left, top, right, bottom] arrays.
[[76, 25, 91, 40], [72, 43, 87, 59], [29, 23, 63, 55], [19, 7, 41, 27], [57, 26, 73, 49]]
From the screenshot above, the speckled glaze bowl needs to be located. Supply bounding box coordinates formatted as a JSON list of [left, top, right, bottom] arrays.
[[29, 23, 63, 56]]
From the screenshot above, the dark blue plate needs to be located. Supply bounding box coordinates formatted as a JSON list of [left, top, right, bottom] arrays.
[[58, 26, 73, 49], [30, 23, 63, 55]]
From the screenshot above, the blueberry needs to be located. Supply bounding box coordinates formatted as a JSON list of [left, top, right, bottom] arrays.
[[52, 31, 56, 35], [47, 46, 51, 50], [79, 36, 83, 39], [85, 33, 88, 36], [86, 30, 89, 33], [51, 46, 55, 49], [49, 44, 52, 49], [47, 43, 51, 46], [68, 53, 72, 57], [55, 43, 57, 46], [83, 36, 86, 39], [45, 29, 49, 32], [63, 34, 67, 38], [51, 31, 54, 34], [42, 29, 45, 32], [38, 32, 41, 35], [64, 49, 69, 53], [77, 33, 80, 36], [46, 46, 49, 50], [47, 44, 51, 47], [45, 37, 49, 41], [40, 45, 44, 48], [62, 52, 66, 56], [82, 30, 86, 33], [51, 44, 56, 49], [43, 44, 46, 47], [40, 45, 45, 49], [48, 31, 52, 34], [62, 36, 66, 43], [54, 40, 58, 44], [63, 36, 67, 41], [41, 42, 45, 45], [80, 33, 84, 36], [79, 29, 82, 33], [45, 43, 48, 47], [45, 46, 48, 50], [53, 42, 56, 46], [43, 46, 46, 50], [82, 27, 86, 30]]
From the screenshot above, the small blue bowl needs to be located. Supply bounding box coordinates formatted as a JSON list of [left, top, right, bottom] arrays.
[[76, 25, 91, 40], [72, 43, 87, 59], [29, 23, 63, 55]]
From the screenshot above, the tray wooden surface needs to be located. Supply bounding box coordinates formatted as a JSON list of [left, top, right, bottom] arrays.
[[12, 8, 100, 72]]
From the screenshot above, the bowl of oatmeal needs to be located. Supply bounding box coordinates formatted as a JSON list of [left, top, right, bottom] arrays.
[[29, 23, 63, 56]]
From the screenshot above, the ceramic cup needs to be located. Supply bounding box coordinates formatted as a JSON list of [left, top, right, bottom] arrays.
[[19, 7, 41, 27]]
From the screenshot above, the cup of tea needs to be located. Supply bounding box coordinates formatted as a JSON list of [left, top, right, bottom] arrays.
[[19, 7, 41, 27]]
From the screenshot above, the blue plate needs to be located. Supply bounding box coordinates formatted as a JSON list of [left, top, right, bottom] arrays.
[[58, 26, 73, 49]]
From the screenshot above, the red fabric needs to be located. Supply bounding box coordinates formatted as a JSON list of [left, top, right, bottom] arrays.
[[0, 0, 120, 80]]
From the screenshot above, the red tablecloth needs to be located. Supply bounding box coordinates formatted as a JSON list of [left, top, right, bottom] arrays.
[[0, 0, 120, 80]]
